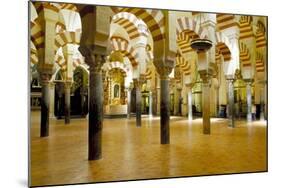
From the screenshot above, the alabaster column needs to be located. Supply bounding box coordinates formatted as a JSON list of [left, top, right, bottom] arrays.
[[64, 81, 72, 124], [49, 82, 55, 119], [149, 91, 153, 117], [227, 78, 235, 127], [245, 81, 252, 122]]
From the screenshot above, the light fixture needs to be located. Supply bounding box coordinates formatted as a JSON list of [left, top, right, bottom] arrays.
[[190, 13, 213, 52]]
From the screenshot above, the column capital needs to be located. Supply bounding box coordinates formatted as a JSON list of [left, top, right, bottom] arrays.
[[39, 68, 53, 86], [244, 78, 254, 84], [133, 78, 143, 89], [79, 45, 107, 72], [156, 66, 173, 80], [198, 70, 212, 85]]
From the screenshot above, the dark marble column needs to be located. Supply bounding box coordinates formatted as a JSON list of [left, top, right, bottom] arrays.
[[79, 46, 106, 160], [39, 72, 52, 137], [133, 79, 142, 127], [64, 81, 72, 124], [227, 78, 235, 128], [87, 55, 105, 160], [259, 82, 265, 120], [201, 74, 211, 134], [160, 77, 170, 144]]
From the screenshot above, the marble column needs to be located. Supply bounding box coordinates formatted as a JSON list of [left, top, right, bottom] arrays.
[[64, 81, 72, 124], [39, 72, 52, 137], [201, 74, 211, 134], [149, 91, 153, 117], [245, 81, 252, 122], [187, 89, 193, 121], [127, 88, 131, 119], [49, 82, 55, 119], [174, 88, 181, 116], [160, 74, 170, 144], [133, 79, 142, 127], [264, 82, 267, 120], [80, 46, 106, 160], [227, 78, 235, 127], [156, 87, 160, 115]]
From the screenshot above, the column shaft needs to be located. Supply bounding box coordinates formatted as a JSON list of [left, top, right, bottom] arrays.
[[188, 89, 193, 121], [227, 79, 235, 127], [40, 83, 50, 137], [127, 89, 131, 119], [149, 91, 153, 116], [135, 83, 141, 127], [246, 82, 252, 122], [64, 83, 71, 124], [202, 82, 210, 134], [260, 86, 265, 120], [88, 70, 103, 160], [49, 83, 55, 118], [160, 79, 170, 144]]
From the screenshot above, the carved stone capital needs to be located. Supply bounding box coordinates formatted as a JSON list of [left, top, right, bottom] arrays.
[[198, 70, 212, 84], [79, 45, 107, 73], [156, 66, 173, 80], [244, 78, 254, 84], [39, 70, 53, 86]]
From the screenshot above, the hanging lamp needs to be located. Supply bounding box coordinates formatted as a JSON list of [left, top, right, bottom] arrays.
[[190, 13, 213, 52]]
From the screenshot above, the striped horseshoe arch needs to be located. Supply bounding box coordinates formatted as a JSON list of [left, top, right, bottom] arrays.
[[30, 19, 44, 50], [256, 21, 267, 48], [256, 52, 265, 73], [216, 14, 238, 31], [176, 17, 209, 54], [111, 12, 149, 41], [239, 42, 251, 68], [110, 37, 138, 67], [215, 32, 231, 62], [102, 61, 130, 76], [239, 15, 254, 40], [117, 8, 165, 43], [30, 47, 38, 65], [176, 54, 191, 76], [54, 31, 81, 52]]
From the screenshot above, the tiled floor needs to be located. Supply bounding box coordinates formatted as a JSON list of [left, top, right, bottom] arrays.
[[30, 111, 267, 187]]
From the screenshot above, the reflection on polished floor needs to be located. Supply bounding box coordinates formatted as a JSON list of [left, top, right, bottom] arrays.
[[30, 111, 267, 187]]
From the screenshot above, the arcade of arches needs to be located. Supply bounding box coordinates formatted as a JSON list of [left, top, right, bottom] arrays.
[[30, 2, 267, 187]]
